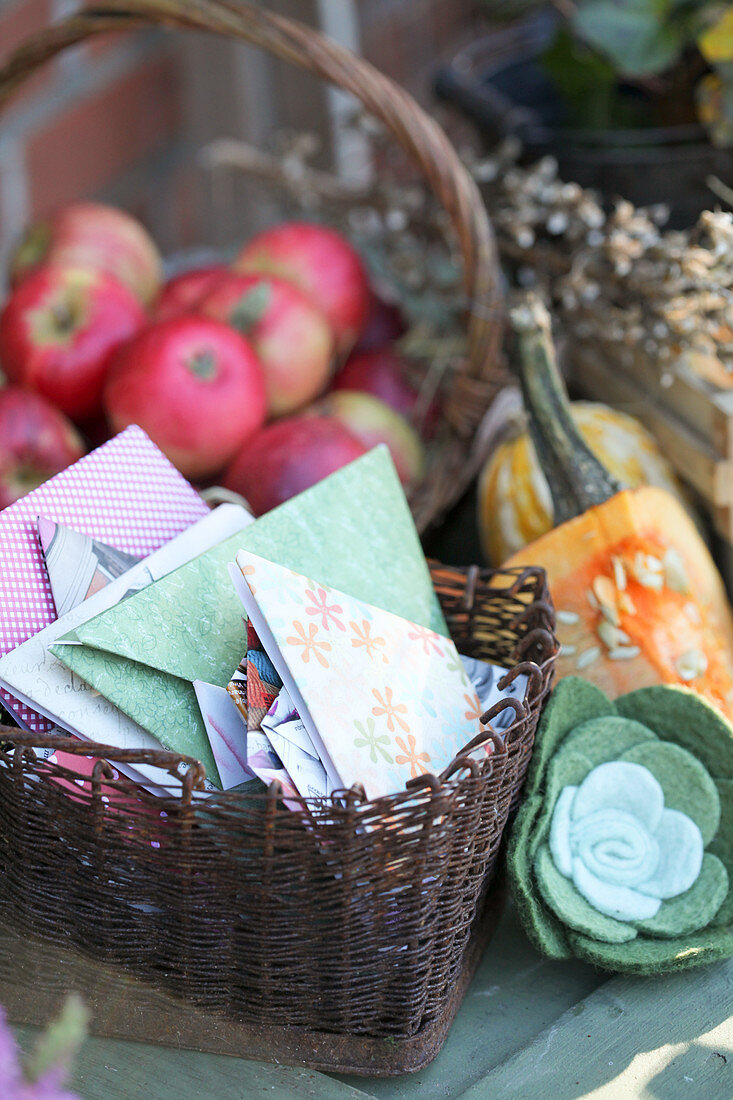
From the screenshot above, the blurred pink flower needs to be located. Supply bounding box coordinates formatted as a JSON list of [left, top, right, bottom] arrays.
[[0, 1000, 85, 1099]]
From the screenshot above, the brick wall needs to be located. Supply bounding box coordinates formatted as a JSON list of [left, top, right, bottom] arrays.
[[0, 0, 481, 277], [0, 0, 187, 276]]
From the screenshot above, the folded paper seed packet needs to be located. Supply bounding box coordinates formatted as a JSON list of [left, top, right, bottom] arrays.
[[0, 432, 528, 811], [507, 676, 733, 975]]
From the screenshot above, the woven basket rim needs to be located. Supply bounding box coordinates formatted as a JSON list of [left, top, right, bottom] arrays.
[[0, 561, 557, 818]]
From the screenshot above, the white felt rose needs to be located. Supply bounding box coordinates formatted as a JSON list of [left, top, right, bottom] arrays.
[[549, 761, 704, 922]]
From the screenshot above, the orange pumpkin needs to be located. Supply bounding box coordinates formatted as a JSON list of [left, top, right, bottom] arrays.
[[504, 297, 733, 721]]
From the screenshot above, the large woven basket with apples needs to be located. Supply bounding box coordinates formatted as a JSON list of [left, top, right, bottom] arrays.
[[0, 0, 507, 534], [0, 0, 555, 1077]]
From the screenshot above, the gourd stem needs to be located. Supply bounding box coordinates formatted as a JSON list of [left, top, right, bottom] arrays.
[[510, 295, 621, 524]]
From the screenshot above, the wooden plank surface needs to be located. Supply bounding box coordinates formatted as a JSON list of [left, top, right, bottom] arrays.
[[12, 895, 733, 1099], [567, 343, 733, 459], [15, 1030, 373, 1100], [570, 348, 733, 506], [571, 343, 733, 455], [461, 956, 733, 1100]]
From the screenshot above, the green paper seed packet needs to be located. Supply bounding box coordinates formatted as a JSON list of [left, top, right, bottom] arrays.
[[52, 447, 446, 786], [507, 677, 733, 975]]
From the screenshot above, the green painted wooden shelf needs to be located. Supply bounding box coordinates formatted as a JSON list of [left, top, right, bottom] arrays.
[[12, 894, 733, 1099]]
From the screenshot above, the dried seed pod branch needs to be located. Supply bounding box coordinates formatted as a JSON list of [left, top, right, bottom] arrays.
[[471, 145, 733, 382]]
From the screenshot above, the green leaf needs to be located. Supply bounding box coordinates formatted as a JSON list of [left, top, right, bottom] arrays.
[[534, 843, 638, 943], [507, 794, 573, 960], [708, 778, 733, 923], [522, 677, 616, 800], [543, 26, 619, 129], [24, 993, 89, 1082], [230, 282, 272, 333], [699, 6, 733, 62], [533, 748, 595, 848], [616, 684, 733, 779], [619, 741, 720, 844], [561, 715, 657, 769], [633, 853, 729, 938], [572, 0, 685, 76], [568, 923, 733, 974]]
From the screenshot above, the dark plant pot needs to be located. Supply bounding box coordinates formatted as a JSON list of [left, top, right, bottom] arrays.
[[434, 12, 733, 227]]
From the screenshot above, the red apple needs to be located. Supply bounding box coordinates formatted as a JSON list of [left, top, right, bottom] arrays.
[[199, 273, 334, 417], [223, 416, 367, 515], [333, 347, 439, 438], [10, 202, 163, 306], [306, 391, 425, 488], [152, 265, 230, 322], [0, 265, 146, 421], [234, 222, 369, 357], [104, 316, 267, 478], [352, 290, 407, 353], [0, 387, 86, 509]]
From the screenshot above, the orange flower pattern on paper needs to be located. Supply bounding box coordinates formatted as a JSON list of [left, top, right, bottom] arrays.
[[372, 686, 409, 733], [286, 620, 331, 667], [234, 549, 493, 801], [305, 587, 346, 631], [408, 624, 444, 656], [240, 563, 256, 594], [463, 692, 483, 723], [350, 619, 388, 662], [394, 733, 431, 778]]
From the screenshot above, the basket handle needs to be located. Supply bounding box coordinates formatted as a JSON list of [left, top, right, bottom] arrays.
[[0, 0, 503, 401], [0, 725, 207, 788]]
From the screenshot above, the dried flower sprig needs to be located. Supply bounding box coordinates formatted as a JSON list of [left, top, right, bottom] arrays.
[[470, 143, 733, 383], [202, 119, 733, 390]]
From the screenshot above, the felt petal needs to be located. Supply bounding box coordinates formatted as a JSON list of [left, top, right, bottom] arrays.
[[534, 844, 637, 944], [635, 854, 729, 939], [572, 858, 661, 921], [506, 794, 573, 961], [616, 685, 733, 781], [570, 808, 660, 888], [533, 749, 595, 850], [562, 716, 657, 769], [571, 761, 664, 833], [568, 925, 733, 976], [523, 677, 616, 800], [549, 786, 576, 877], [639, 808, 703, 899], [620, 741, 720, 845], [708, 778, 733, 925]]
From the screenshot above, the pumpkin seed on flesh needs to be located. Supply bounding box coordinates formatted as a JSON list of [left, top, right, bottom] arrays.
[[611, 556, 627, 591], [607, 645, 642, 660], [557, 609, 580, 625], [597, 620, 631, 650], [663, 548, 690, 594], [675, 648, 708, 681], [576, 646, 601, 670]]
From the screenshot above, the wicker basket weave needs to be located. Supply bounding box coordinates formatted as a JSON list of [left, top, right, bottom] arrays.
[[0, 2, 550, 1073], [0, 0, 507, 532], [0, 562, 556, 1072]]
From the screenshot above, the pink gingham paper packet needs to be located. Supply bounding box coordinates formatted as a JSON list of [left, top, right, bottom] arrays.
[[0, 424, 209, 731]]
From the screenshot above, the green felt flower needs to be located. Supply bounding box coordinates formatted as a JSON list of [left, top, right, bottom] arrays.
[[507, 677, 733, 975]]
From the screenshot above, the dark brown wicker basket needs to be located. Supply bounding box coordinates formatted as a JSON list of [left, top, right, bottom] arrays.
[[0, 0, 507, 533], [0, 2, 551, 1074], [0, 562, 556, 1074]]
